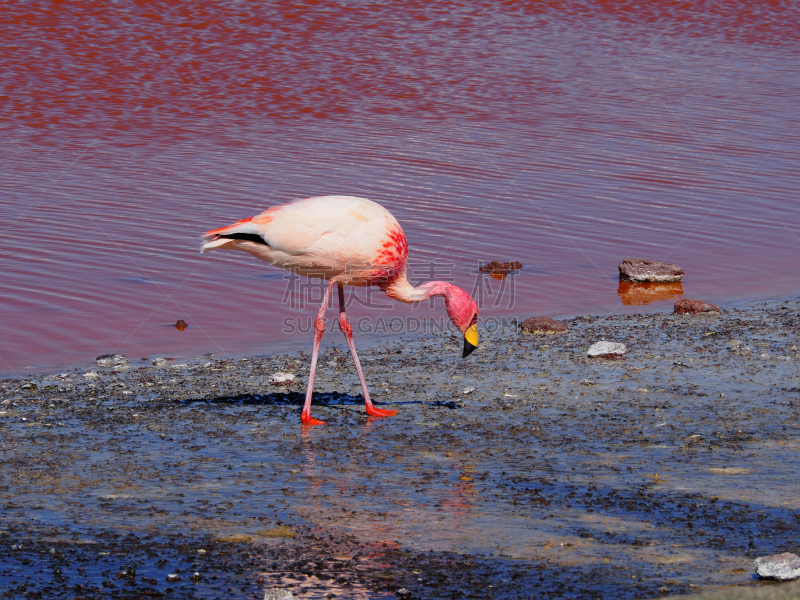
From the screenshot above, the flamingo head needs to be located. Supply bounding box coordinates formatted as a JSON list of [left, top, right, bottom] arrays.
[[444, 285, 479, 358]]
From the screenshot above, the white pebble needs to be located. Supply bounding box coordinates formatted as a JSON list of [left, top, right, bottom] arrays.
[[587, 341, 627, 357], [270, 372, 296, 385]]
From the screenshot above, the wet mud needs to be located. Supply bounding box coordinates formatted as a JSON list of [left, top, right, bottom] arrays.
[[2, 299, 800, 599]]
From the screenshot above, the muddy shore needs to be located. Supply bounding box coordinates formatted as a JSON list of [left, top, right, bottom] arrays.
[[2, 299, 800, 599]]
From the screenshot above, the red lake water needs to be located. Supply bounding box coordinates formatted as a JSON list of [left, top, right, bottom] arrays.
[[1, 0, 799, 375]]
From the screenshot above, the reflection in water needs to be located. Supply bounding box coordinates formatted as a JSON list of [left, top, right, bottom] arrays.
[[299, 417, 479, 556], [617, 281, 684, 306]]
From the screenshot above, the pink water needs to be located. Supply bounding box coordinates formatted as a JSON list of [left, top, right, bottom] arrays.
[[1, 0, 799, 376]]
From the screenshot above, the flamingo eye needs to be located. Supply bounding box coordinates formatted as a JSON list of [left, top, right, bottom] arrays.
[[469, 313, 478, 327]]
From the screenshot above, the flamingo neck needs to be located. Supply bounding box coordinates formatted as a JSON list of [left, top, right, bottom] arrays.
[[385, 272, 453, 304]]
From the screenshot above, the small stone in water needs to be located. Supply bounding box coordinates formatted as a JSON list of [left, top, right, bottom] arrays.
[[152, 357, 169, 366], [479, 260, 522, 275], [463, 386, 476, 395], [83, 371, 100, 379], [166, 573, 180, 583], [96, 354, 129, 367], [674, 298, 720, 314], [618, 257, 684, 282], [175, 319, 188, 331]]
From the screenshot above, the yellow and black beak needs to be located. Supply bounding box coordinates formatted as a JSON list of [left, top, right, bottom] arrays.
[[463, 323, 478, 358]]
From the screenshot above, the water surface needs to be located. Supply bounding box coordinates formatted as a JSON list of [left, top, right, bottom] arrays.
[[1, 0, 799, 375]]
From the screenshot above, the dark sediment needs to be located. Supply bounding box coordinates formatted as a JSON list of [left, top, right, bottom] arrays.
[[2, 299, 800, 599]]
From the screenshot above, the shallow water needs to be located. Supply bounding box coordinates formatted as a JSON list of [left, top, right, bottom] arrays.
[[1, 1, 799, 376], [2, 301, 800, 598]]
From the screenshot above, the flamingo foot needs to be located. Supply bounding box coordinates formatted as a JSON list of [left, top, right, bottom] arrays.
[[365, 406, 399, 418], [301, 413, 327, 426]]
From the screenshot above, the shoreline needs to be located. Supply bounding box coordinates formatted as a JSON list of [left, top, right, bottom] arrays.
[[5, 291, 797, 381], [2, 297, 800, 599]]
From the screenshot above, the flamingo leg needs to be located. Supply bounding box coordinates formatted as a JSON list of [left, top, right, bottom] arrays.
[[337, 283, 398, 418], [301, 279, 337, 426]]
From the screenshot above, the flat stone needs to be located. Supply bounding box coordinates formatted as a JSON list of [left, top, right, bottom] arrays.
[[152, 357, 169, 367], [520, 316, 568, 334], [588, 341, 627, 358], [95, 353, 129, 367], [618, 257, 684, 282], [674, 298, 720, 314], [755, 552, 800, 581]]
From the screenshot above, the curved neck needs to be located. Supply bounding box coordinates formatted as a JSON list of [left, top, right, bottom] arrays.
[[384, 270, 453, 304]]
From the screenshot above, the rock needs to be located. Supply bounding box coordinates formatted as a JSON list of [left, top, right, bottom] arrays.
[[175, 319, 188, 331], [462, 386, 476, 395], [264, 590, 295, 600], [618, 257, 684, 282], [152, 357, 169, 367], [479, 260, 522, 275], [588, 341, 627, 358], [269, 372, 296, 386], [165, 573, 180, 583], [520, 316, 568, 334], [95, 354, 128, 367], [755, 552, 800, 581], [674, 298, 720, 314]]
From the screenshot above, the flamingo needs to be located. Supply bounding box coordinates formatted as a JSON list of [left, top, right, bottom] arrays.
[[202, 195, 479, 426]]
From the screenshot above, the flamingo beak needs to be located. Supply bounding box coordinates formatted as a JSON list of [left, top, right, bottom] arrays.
[[463, 324, 478, 358]]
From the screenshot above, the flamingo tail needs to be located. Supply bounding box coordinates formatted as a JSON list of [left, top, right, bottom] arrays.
[[201, 217, 270, 253]]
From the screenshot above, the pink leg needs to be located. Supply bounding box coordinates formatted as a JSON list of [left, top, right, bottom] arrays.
[[301, 279, 337, 426], [337, 283, 398, 418]]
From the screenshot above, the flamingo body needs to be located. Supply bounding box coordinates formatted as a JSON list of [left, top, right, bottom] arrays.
[[203, 196, 408, 286], [203, 195, 478, 426]]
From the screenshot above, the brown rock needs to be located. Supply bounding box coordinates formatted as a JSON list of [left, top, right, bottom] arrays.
[[175, 319, 188, 331], [674, 299, 720, 314], [520, 316, 568, 334], [479, 261, 523, 275], [618, 257, 684, 282]]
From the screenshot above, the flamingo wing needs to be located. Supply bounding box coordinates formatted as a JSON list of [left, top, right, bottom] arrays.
[[202, 196, 407, 283]]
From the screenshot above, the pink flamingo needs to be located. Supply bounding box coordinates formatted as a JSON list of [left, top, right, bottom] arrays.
[[202, 195, 479, 426]]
